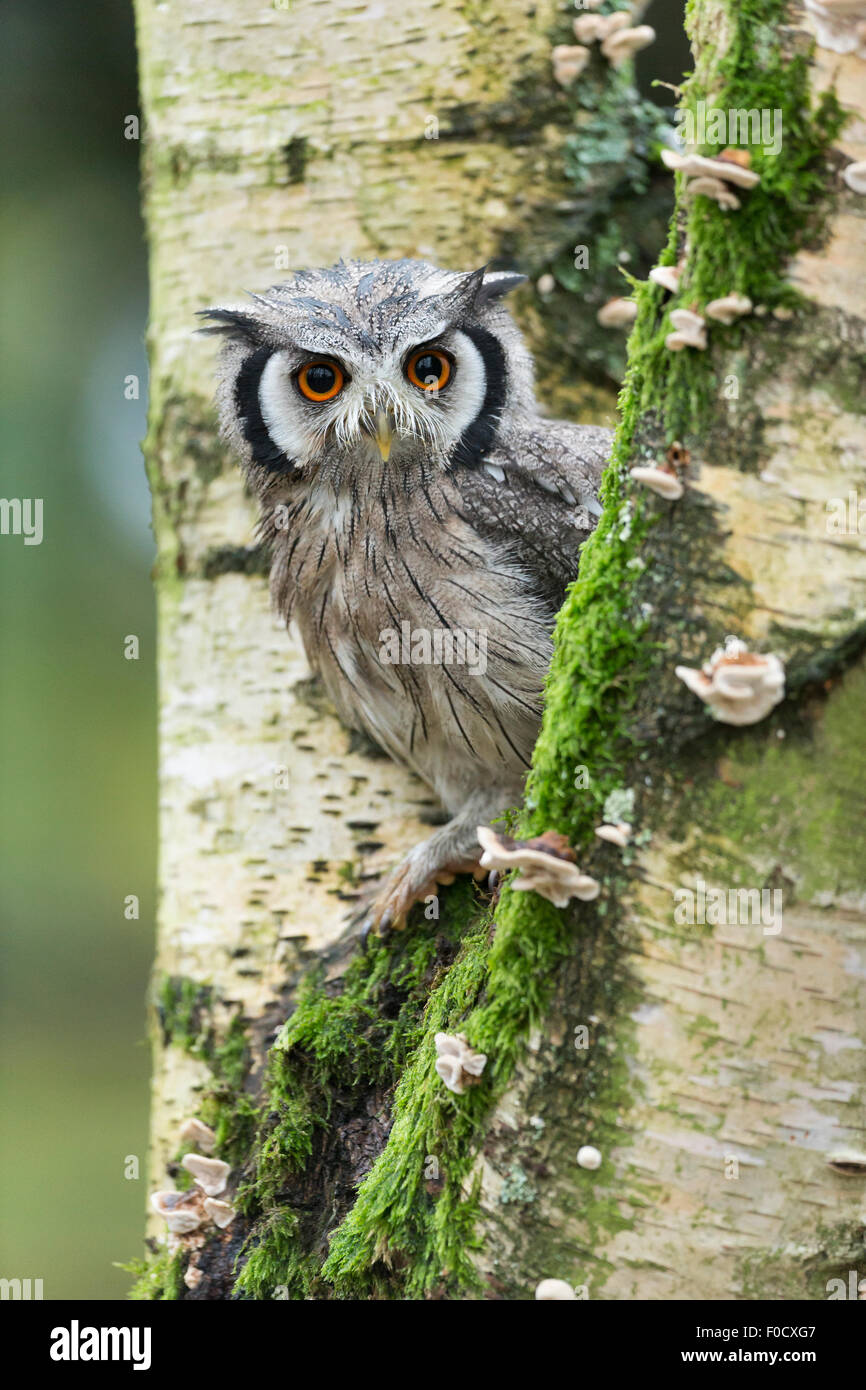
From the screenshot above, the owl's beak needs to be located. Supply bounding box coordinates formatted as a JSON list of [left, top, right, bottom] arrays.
[[372, 410, 394, 463]]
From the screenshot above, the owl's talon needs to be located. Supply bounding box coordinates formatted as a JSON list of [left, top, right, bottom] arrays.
[[358, 847, 484, 941]]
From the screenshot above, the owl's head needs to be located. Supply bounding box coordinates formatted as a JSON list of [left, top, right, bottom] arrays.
[[202, 259, 531, 488]]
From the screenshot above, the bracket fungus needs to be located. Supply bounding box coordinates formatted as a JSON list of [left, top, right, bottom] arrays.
[[595, 822, 632, 847], [685, 175, 741, 210], [601, 24, 656, 66], [675, 637, 786, 726], [477, 826, 600, 908], [181, 1153, 231, 1197], [630, 464, 684, 499], [552, 43, 590, 86], [573, 9, 630, 45], [179, 1117, 216, 1153], [649, 263, 682, 293], [705, 292, 753, 324], [843, 160, 866, 193], [573, 13, 605, 43], [150, 1189, 205, 1236], [434, 1032, 487, 1095], [152, 1123, 236, 1239], [661, 146, 760, 189], [203, 1197, 237, 1228], [597, 296, 638, 328], [535, 1278, 579, 1300], [665, 308, 707, 351]]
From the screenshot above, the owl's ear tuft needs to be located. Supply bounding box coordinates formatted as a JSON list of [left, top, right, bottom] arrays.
[[475, 270, 527, 306], [435, 266, 487, 320], [197, 307, 262, 344], [436, 266, 525, 321]]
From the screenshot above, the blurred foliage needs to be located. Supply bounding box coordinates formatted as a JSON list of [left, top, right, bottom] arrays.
[[0, 0, 154, 1297]]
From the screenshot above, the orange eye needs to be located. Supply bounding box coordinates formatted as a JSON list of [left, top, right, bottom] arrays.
[[406, 348, 452, 392], [297, 359, 344, 402]]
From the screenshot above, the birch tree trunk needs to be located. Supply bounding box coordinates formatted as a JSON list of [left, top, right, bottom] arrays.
[[133, 0, 866, 1301]]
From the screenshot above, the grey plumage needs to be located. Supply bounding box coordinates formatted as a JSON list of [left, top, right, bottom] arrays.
[[203, 258, 611, 930]]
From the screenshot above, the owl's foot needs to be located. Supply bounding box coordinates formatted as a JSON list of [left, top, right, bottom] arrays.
[[360, 844, 485, 942], [356, 789, 522, 945]]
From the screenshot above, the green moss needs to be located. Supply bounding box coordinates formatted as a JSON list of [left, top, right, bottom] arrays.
[[123, 1247, 185, 1302], [156, 975, 212, 1054], [211, 1011, 251, 1090], [238, 1062, 319, 1220], [320, 910, 494, 1298], [154, 973, 250, 1089], [234, 1209, 312, 1301], [198, 1089, 260, 1172], [230, 881, 484, 1297], [631, 0, 846, 449]]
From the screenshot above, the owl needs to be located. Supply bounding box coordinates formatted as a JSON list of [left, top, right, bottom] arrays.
[[203, 259, 611, 934]]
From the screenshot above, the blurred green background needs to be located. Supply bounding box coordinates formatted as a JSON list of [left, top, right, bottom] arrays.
[[0, 0, 154, 1298]]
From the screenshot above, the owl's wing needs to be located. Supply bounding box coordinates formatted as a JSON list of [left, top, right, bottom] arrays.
[[453, 420, 613, 612]]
